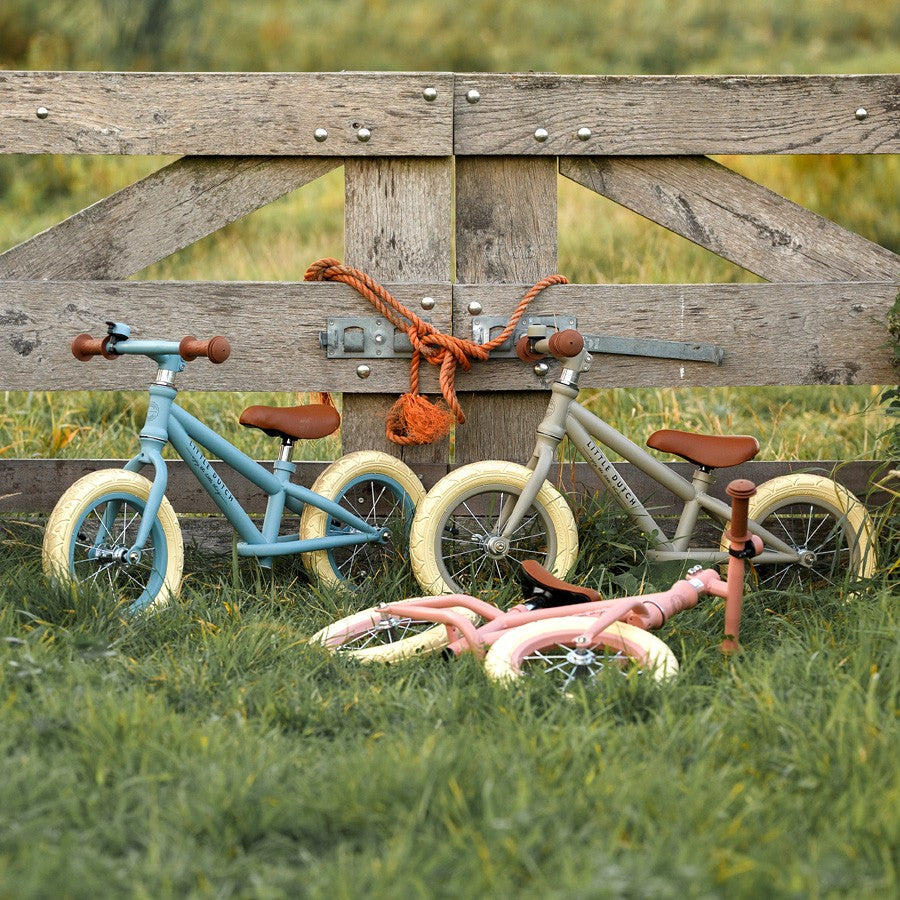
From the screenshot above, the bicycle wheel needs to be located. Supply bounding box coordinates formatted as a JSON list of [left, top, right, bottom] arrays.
[[409, 461, 579, 595], [299, 451, 426, 589], [42, 469, 184, 614], [484, 617, 678, 685], [309, 598, 482, 663], [726, 474, 877, 591]]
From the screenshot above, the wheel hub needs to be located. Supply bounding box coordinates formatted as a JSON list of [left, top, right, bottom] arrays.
[[565, 647, 596, 667], [482, 535, 509, 558], [89, 545, 142, 566], [375, 615, 406, 631], [797, 548, 817, 568]]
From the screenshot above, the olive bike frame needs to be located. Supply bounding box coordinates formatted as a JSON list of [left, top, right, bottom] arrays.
[[109, 339, 390, 569], [497, 355, 800, 567]]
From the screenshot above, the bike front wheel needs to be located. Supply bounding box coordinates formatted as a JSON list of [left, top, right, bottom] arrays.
[[484, 617, 678, 685], [310, 599, 482, 663], [299, 451, 426, 589], [42, 469, 184, 614], [409, 461, 579, 595], [727, 474, 877, 591]]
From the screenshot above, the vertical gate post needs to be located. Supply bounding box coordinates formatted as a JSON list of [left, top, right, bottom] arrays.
[[454, 156, 559, 463], [342, 157, 453, 465]]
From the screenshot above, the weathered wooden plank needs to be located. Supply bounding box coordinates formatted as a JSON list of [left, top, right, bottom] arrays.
[[0, 156, 339, 279], [454, 74, 900, 155], [0, 459, 450, 514], [1, 458, 889, 515], [0, 280, 451, 392], [561, 156, 900, 282], [450, 282, 896, 388], [0, 72, 454, 156], [342, 157, 453, 463], [3, 280, 892, 391], [454, 157, 560, 464]]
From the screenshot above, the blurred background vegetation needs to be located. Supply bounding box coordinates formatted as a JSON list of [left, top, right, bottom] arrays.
[[0, 0, 897, 462]]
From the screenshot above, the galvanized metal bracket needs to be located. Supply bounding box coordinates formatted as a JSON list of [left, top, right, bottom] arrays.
[[321, 314, 723, 365], [320, 316, 422, 359]]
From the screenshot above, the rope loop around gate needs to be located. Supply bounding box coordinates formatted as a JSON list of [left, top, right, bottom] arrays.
[[305, 258, 568, 444]]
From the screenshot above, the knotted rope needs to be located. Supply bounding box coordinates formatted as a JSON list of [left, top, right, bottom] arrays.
[[305, 258, 568, 445]]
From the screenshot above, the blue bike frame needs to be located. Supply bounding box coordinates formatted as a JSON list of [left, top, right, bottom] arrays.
[[111, 340, 388, 569]]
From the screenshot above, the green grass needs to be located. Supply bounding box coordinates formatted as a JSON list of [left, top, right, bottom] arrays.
[[0, 519, 897, 897]]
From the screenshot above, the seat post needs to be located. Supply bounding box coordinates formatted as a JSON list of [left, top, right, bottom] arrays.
[[278, 439, 295, 464]]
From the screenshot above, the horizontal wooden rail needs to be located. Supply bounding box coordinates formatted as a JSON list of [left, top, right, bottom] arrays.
[[1, 73, 896, 157], [0, 458, 891, 516], [453, 74, 900, 155], [0, 72, 454, 156], [2, 280, 895, 391]]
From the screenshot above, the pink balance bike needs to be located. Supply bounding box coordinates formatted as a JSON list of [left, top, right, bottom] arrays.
[[311, 480, 763, 686]]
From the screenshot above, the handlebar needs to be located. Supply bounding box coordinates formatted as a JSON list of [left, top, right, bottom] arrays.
[[178, 335, 232, 364], [515, 328, 585, 363], [72, 333, 118, 361], [725, 478, 756, 544], [71, 331, 232, 364]]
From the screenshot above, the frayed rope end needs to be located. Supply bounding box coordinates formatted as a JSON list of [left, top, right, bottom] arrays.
[[386, 394, 455, 445]]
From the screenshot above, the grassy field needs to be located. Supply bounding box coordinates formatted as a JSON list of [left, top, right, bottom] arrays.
[[0, 518, 897, 897]]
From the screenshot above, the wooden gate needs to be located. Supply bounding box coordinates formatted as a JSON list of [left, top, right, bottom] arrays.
[[0, 72, 897, 515]]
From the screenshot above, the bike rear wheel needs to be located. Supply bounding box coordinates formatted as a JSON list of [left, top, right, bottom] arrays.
[[483, 617, 678, 685], [310, 599, 482, 662], [300, 451, 426, 589], [727, 474, 876, 591]]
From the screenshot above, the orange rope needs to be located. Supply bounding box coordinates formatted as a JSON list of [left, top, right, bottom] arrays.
[[305, 258, 568, 444]]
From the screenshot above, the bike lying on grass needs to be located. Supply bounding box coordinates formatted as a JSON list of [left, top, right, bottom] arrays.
[[42, 321, 425, 614], [312, 481, 762, 685], [407, 326, 877, 596]]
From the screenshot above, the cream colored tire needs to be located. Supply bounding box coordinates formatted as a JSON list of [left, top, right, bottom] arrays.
[[484, 618, 678, 684], [309, 598, 482, 663], [723, 474, 876, 590], [42, 469, 183, 613], [409, 461, 579, 595], [299, 451, 426, 589]]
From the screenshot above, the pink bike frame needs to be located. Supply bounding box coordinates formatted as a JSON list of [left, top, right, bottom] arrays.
[[371, 479, 762, 657]]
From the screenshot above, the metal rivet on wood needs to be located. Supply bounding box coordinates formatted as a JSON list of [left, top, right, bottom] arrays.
[[356, 127, 371, 142], [420, 296, 436, 310], [577, 126, 592, 141], [855, 107, 868, 121], [356, 364, 371, 378], [466, 89, 480, 104], [35, 107, 49, 119], [534, 127, 549, 142], [467, 300, 483, 315], [423, 87, 437, 102], [314, 128, 328, 142]]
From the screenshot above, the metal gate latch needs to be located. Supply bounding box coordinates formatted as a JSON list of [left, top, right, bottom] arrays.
[[321, 314, 723, 365], [472, 316, 724, 364]]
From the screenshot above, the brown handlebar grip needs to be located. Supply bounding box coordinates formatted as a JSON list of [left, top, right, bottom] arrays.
[[726, 479, 756, 540], [515, 334, 545, 363], [179, 335, 232, 364], [72, 333, 116, 361], [547, 329, 584, 358]]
